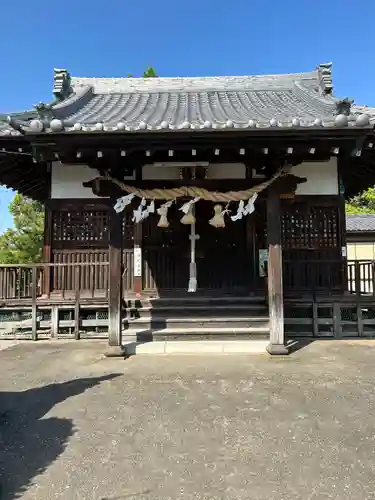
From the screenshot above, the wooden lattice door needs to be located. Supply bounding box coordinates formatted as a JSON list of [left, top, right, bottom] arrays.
[[195, 201, 252, 293], [142, 204, 190, 292]]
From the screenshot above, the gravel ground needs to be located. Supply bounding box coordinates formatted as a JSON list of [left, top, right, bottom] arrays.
[[1, 339, 375, 499]]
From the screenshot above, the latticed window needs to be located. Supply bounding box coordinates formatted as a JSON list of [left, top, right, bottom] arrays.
[[282, 204, 339, 249], [52, 209, 109, 249]]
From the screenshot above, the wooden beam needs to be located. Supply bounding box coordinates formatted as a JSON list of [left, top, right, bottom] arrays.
[[107, 208, 124, 354], [266, 186, 288, 355]]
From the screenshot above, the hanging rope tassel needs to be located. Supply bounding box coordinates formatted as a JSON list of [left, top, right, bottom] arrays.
[[180, 197, 200, 225], [209, 204, 226, 228], [156, 200, 174, 228]]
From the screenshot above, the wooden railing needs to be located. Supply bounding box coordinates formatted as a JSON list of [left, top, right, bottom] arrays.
[[0, 262, 109, 302], [283, 259, 375, 297], [347, 260, 375, 296], [0, 258, 374, 303], [283, 259, 344, 294]]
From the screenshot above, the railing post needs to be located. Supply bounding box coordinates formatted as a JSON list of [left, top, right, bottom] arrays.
[[51, 305, 59, 339], [31, 266, 38, 341], [74, 265, 80, 340], [333, 302, 342, 338], [354, 260, 361, 298]]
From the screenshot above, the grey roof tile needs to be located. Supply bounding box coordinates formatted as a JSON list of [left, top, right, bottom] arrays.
[[1, 63, 374, 135], [346, 214, 375, 233]]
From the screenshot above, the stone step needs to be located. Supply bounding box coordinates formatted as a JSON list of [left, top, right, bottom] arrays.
[[124, 339, 269, 355], [122, 325, 270, 342], [126, 304, 268, 319], [124, 316, 269, 331], [125, 296, 267, 309]]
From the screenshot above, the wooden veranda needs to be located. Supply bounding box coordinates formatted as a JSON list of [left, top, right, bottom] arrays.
[[0, 258, 374, 340]]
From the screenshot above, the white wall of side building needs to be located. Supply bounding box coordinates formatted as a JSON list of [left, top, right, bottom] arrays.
[[50, 158, 338, 199]]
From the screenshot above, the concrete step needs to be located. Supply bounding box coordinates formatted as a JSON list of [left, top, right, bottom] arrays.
[[124, 339, 269, 355]]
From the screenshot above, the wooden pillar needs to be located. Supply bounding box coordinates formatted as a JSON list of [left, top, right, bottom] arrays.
[[107, 208, 123, 354], [266, 187, 289, 355], [42, 205, 52, 297], [337, 158, 348, 293], [338, 195, 348, 293]]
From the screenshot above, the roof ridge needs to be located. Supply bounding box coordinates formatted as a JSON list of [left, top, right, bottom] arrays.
[[68, 72, 320, 95], [50, 64, 334, 98], [69, 70, 318, 81]]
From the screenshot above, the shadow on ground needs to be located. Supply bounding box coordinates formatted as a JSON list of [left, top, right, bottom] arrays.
[[0, 373, 121, 500]]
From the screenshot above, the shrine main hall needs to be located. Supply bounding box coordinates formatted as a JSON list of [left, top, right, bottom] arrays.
[[0, 62, 375, 355]]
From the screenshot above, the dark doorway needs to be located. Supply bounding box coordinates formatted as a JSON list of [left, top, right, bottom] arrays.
[[142, 204, 190, 293], [195, 201, 253, 294], [142, 201, 254, 295]]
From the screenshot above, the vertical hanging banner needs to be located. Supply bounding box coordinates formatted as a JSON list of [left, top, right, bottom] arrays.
[[133, 247, 142, 277]]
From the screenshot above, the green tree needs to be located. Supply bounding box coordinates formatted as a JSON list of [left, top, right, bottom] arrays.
[[346, 187, 375, 214], [127, 67, 158, 78], [142, 67, 158, 78], [0, 194, 44, 264]]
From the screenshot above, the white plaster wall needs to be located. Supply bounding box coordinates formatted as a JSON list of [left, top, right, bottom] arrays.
[[206, 163, 246, 179], [51, 159, 338, 198], [142, 162, 246, 180], [292, 158, 338, 195], [142, 164, 181, 180], [50, 162, 134, 199]]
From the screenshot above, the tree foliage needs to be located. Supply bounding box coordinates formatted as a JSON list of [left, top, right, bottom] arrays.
[[0, 194, 44, 264], [142, 67, 158, 78], [346, 187, 375, 214], [127, 66, 158, 78]]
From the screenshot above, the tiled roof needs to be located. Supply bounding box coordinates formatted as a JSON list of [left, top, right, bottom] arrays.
[[1, 63, 374, 135], [346, 214, 375, 233]]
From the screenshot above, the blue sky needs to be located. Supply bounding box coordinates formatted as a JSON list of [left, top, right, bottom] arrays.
[[1, 0, 374, 231]]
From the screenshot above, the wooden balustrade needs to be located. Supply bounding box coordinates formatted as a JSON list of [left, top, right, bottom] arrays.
[[0, 261, 109, 302], [0, 258, 374, 306], [283, 259, 344, 294], [283, 259, 375, 297]]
